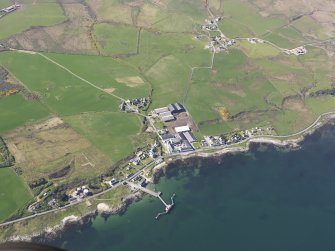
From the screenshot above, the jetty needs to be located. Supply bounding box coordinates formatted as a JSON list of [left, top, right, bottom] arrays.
[[125, 181, 175, 219]]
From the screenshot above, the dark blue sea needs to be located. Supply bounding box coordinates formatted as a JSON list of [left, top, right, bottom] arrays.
[[51, 124, 335, 251]]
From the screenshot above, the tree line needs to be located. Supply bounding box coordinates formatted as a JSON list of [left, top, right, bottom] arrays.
[[0, 137, 15, 168]]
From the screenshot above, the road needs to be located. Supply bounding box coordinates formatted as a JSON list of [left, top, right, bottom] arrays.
[[0, 158, 162, 227]]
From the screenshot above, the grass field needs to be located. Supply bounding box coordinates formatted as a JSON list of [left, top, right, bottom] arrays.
[[0, 95, 49, 134], [123, 31, 208, 73], [0, 52, 127, 115], [64, 112, 143, 162], [219, 18, 254, 38], [0, 167, 32, 222], [145, 55, 190, 108], [44, 53, 151, 100], [263, 32, 299, 49], [0, 0, 11, 9], [291, 16, 328, 40], [223, 0, 286, 36], [86, 0, 206, 32], [237, 41, 280, 58], [93, 23, 139, 55], [0, 0, 66, 40], [4, 117, 113, 183]]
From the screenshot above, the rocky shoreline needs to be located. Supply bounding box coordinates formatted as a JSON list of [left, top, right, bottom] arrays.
[[4, 192, 142, 243], [3, 115, 335, 243]]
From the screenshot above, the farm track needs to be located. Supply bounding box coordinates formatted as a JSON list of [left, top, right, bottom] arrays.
[[37, 52, 126, 102]]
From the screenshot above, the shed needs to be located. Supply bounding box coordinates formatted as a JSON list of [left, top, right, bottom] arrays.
[[168, 103, 185, 113], [183, 131, 196, 143], [174, 126, 190, 133], [161, 115, 175, 122], [154, 107, 169, 114], [159, 111, 173, 118]]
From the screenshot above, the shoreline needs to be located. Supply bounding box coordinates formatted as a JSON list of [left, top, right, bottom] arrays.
[[2, 116, 335, 243]]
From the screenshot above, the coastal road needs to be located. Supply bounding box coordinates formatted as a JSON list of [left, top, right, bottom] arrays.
[[0, 158, 162, 228]]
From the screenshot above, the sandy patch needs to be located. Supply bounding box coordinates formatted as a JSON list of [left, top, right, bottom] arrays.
[[116, 76, 144, 87], [5, 141, 25, 163], [33, 117, 64, 131], [62, 215, 79, 225], [283, 97, 307, 112], [97, 203, 110, 213], [104, 87, 115, 94]]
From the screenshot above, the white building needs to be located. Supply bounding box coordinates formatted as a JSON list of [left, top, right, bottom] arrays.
[[174, 126, 190, 133]]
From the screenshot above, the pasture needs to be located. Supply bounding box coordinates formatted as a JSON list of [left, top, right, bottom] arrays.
[[222, 0, 286, 36], [0, 167, 32, 222], [64, 112, 143, 162], [0, 0, 66, 40], [4, 117, 112, 183], [45, 53, 151, 100], [93, 23, 139, 55], [86, 0, 206, 32], [0, 0, 11, 9], [0, 52, 151, 115], [237, 41, 280, 58], [0, 95, 49, 134]]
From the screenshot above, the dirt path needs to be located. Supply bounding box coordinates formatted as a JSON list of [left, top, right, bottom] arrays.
[[37, 53, 126, 102]]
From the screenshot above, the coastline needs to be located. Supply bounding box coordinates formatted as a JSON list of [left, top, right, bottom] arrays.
[[2, 115, 335, 243]]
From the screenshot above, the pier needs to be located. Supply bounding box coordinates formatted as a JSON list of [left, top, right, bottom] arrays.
[[125, 181, 175, 219]]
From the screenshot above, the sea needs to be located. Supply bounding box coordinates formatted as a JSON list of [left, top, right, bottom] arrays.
[[50, 124, 335, 251]]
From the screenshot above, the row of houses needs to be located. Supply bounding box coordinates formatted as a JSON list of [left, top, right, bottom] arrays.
[[0, 4, 20, 14], [283, 46, 307, 56], [120, 97, 150, 113]]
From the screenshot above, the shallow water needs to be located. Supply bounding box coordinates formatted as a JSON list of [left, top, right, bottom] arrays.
[[51, 125, 335, 251]]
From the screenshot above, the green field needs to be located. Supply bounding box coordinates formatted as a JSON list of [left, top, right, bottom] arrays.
[[0, 0, 12, 9], [237, 41, 280, 58], [64, 112, 143, 162], [0, 51, 151, 177], [0, 95, 49, 134], [291, 16, 329, 40], [45, 53, 151, 100], [86, 0, 206, 32], [0, 168, 32, 222], [0, 0, 66, 40], [0, 52, 133, 115], [222, 0, 286, 36], [93, 23, 139, 55]]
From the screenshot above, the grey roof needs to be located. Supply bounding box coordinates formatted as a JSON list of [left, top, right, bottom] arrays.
[[161, 115, 175, 122], [168, 104, 177, 112], [154, 107, 169, 114], [159, 111, 173, 118], [175, 103, 184, 111], [168, 103, 185, 113], [161, 134, 175, 140], [183, 131, 196, 143]]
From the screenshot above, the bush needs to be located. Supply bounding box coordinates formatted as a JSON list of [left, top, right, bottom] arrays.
[[0, 137, 15, 168]]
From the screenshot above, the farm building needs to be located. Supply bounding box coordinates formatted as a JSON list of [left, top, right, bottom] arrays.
[[174, 126, 190, 133], [159, 111, 173, 118], [161, 134, 175, 141], [183, 131, 196, 143], [154, 107, 169, 115], [160, 114, 175, 122], [168, 103, 185, 114]]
